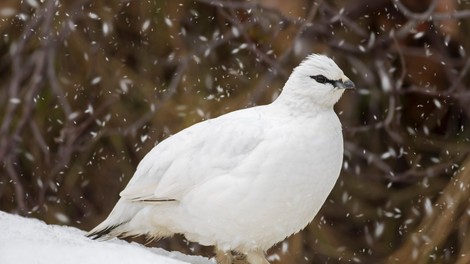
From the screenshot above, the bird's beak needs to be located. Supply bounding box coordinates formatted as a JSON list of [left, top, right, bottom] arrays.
[[335, 78, 355, 90]]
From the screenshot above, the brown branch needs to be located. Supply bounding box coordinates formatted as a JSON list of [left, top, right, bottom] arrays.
[[387, 157, 470, 262], [5, 158, 26, 213]]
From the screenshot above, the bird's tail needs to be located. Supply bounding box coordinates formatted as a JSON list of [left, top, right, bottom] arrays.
[[87, 222, 126, 240], [86, 200, 138, 240]]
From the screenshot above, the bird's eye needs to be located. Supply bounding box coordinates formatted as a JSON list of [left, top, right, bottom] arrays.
[[310, 75, 327, 84]]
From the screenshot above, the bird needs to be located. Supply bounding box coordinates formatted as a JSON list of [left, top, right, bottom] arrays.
[[87, 54, 355, 264]]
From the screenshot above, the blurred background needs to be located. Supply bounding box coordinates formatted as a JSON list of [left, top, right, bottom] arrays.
[[1, 0, 470, 263]]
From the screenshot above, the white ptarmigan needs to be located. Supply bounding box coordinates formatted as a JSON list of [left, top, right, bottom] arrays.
[[88, 54, 355, 264]]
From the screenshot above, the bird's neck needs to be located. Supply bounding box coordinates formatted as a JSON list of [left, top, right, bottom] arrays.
[[272, 91, 334, 117]]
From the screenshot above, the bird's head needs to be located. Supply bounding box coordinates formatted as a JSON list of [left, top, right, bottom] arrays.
[[281, 54, 354, 109]]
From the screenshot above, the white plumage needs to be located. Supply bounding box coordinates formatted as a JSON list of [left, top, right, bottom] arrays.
[[88, 54, 354, 264]]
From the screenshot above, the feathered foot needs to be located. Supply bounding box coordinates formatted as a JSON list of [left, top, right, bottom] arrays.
[[246, 251, 269, 264], [215, 249, 268, 264], [215, 249, 233, 264]]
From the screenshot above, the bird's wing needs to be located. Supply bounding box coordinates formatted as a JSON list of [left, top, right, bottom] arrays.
[[119, 107, 267, 202]]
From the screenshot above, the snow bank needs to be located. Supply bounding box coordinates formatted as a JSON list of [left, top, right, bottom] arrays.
[[0, 211, 212, 264]]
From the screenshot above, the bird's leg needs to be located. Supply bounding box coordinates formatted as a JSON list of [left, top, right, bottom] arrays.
[[232, 252, 248, 264], [215, 249, 233, 264], [246, 251, 270, 264]]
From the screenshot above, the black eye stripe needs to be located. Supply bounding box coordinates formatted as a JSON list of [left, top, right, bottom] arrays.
[[310, 75, 340, 86]]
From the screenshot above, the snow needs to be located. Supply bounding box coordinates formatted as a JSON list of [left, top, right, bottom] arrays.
[[0, 211, 212, 264]]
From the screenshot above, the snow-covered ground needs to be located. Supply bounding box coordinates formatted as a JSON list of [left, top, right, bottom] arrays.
[[0, 211, 212, 264]]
